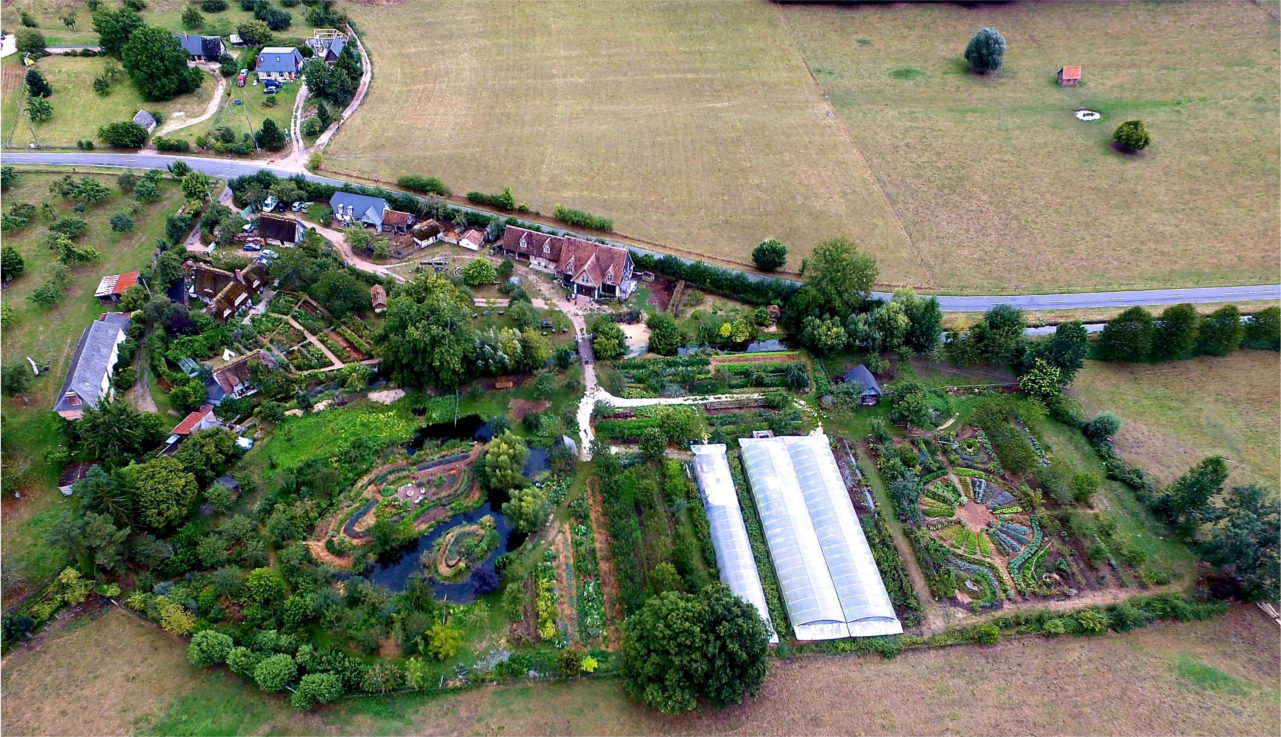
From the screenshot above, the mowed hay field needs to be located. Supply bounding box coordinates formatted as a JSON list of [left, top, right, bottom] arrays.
[[2, 605, 1277, 736], [326, 0, 925, 284], [1071, 351, 1281, 490], [779, 1, 1280, 293]]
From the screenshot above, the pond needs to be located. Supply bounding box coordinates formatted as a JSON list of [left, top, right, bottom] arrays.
[[405, 414, 493, 453], [365, 502, 526, 602], [523, 446, 550, 478]]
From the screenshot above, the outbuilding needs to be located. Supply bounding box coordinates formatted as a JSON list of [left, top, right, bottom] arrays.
[[1057, 66, 1082, 86], [840, 364, 883, 406]]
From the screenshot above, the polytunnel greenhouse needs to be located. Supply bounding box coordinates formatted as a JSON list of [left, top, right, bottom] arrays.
[[691, 444, 778, 643], [739, 434, 903, 640]]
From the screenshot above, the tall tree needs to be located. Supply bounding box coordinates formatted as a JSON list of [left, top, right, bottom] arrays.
[[375, 274, 475, 388], [1097, 306, 1154, 362], [92, 8, 145, 58], [1196, 305, 1243, 357], [25, 69, 52, 98], [80, 396, 165, 467], [1038, 320, 1089, 384], [1198, 484, 1280, 603], [310, 270, 368, 320], [83, 512, 131, 572], [122, 26, 203, 101], [791, 237, 877, 320], [483, 431, 530, 493], [75, 465, 134, 526], [1156, 456, 1228, 535], [1150, 303, 1198, 360], [897, 289, 943, 354], [255, 118, 287, 151], [173, 427, 238, 489]]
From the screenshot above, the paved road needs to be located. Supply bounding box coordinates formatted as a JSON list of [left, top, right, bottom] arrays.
[[4, 152, 1277, 312]]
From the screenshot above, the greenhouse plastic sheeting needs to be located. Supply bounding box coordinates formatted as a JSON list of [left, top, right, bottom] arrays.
[[740, 433, 903, 640], [691, 444, 778, 644]]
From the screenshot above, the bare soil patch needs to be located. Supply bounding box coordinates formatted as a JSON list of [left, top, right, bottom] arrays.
[[509, 398, 551, 422]]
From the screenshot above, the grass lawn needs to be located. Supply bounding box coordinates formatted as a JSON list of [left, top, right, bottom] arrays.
[[0, 169, 188, 594], [2, 601, 1276, 736], [781, 1, 1279, 293], [1069, 352, 1281, 489], [325, 0, 919, 283], [1, 55, 212, 148], [208, 76, 299, 146]]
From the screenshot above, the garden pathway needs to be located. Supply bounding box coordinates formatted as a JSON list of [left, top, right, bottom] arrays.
[[281, 314, 344, 370], [308, 222, 405, 282], [312, 29, 372, 153], [153, 65, 226, 138]]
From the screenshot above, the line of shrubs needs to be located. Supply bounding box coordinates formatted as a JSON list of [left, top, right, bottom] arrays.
[[629, 251, 800, 308], [397, 175, 449, 197], [553, 204, 612, 232]]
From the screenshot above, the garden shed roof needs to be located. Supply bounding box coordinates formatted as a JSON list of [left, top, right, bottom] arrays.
[[842, 364, 882, 396], [692, 444, 778, 644], [739, 433, 902, 640]]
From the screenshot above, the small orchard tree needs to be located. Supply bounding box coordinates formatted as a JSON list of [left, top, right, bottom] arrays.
[[1113, 120, 1150, 152], [751, 239, 787, 272], [965, 27, 1006, 73], [181, 6, 203, 29], [27, 97, 53, 123], [1, 247, 25, 281], [110, 213, 134, 232]]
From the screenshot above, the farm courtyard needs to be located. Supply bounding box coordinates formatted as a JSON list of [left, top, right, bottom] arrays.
[[327, 0, 1279, 294]]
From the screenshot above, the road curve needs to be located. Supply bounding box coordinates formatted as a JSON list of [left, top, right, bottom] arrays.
[[3, 151, 1277, 312]]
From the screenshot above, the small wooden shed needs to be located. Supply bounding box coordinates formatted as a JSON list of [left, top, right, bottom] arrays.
[[1057, 66, 1082, 86]]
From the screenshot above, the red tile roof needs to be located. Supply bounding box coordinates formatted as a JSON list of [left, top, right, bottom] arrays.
[[1060, 66, 1081, 80], [370, 284, 387, 309], [500, 226, 632, 287], [383, 210, 413, 228], [94, 271, 141, 298], [172, 404, 215, 435]]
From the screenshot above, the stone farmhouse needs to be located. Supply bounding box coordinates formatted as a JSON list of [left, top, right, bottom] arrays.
[[499, 225, 636, 300]]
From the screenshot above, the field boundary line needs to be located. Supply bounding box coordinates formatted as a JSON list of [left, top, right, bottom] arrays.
[[772, 1, 929, 288]]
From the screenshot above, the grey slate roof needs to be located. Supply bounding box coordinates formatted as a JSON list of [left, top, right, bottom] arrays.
[[53, 313, 131, 415], [174, 33, 224, 58], [132, 110, 157, 133], [841, 364, 883, 396], [256, 47, 303, 74], [329, 192, 390, 229], [326, 36, 346, 60]]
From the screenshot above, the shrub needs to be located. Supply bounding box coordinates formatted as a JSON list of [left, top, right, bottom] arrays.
[[975, 622, 1001, 645], [1113, 120, 1150, 152], [290, 672, 343, 710], [1076, 608, 1108, 633], [461, 258, 497, 287], [1082, 412, 1121, 444], [553, 204, 612, 232], [397, 175, 449, 196], [188, 629, 234, 666], [466, 187, 515, 210], [153, 136, 191, 152], [254, 653, 297, 692], [965, 27, 1006, 73], [98, 121, 149, 148], [752, 239, 787, 271], [110, 213, 134, 232]]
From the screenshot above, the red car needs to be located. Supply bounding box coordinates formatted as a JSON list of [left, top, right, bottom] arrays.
[[237, 70, 247, 87]]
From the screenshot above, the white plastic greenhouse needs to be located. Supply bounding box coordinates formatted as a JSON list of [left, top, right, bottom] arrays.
[[739, 433, 903, 640], [691, 444, 778, 644]]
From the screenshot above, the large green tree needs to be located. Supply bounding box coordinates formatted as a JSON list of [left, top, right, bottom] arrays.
[[1150, 303, 1199, 361], [791, 237, 877, 320], [646, 312, 682, 356], [75, 465, 134, 525], [80, 396, 165, 467], [751, 239, 787, 272], [92, 8, 145, 57], [592, 319, 627, 361], [310, 270, 368, 320], [502, 485, 549, 533], [375, 274, 476, 388], [122, 26, 203, 101], [887, 379, 932, 428], [1097, 306, 1153, 362], [621, 585, 769, 714], [896, 288, 943, 354], [173, 427, 237, 489], [1156, 456, 1228, 535], [969, 304, 1025, 366], [1198, 484, 1279, 603], [125, 456, 199, 530], [1037, 320, 1089, 384], [483, 431, 530, 493]]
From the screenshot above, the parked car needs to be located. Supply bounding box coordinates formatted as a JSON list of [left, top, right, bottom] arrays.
[[263, 84, 278, 95], [262, 196, 278, 213], [243, 243, 262, 252], [237, 70, 247, 87], [262, 249, 280, 259], [241, 221, 256, 233]]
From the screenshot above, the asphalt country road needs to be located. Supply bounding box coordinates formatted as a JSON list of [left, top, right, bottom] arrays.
[[4, 151, 1278, 312]]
